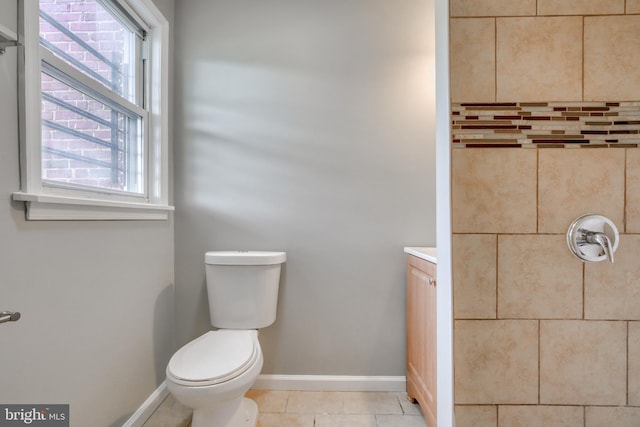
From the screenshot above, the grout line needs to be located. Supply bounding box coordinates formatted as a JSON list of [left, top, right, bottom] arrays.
[[536, 149, 540, 234], [538, 319, 542, 405], [494, 17, 498, 102], [495, 234, 499, 319], [627, 321, 630, 406], [582, 15, 585, 101], [582, 263, 586, 320], [624, 148, 628, 233], [284, 391, 290, 414]]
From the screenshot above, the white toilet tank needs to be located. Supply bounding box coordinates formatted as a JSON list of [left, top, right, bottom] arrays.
[[205, 251, 286, 329]]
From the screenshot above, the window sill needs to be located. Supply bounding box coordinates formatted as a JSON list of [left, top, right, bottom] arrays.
[[12, 192, 174, 220]]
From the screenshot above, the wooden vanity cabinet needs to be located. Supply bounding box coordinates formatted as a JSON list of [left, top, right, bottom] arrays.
[[406, 254, 436, 427]]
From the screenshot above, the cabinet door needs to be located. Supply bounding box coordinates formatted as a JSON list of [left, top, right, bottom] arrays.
[[406, 255, 436, 427]]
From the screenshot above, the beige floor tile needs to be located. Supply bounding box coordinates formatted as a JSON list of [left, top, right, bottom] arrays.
[[143, 391, 426, 427], [315, 414, 377, 427], [142, 395, 191, 427], [342, 392, 403, 415], [143, 410, 191, 427], [246, 389, 289, 413], [285, 391, 344, 414], [376, 414, 427, 427], [398, 394, 423, 416], [257, 413, 314, 427]]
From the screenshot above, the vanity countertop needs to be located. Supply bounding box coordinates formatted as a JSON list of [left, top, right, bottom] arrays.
[[404, 247, 437, 263]]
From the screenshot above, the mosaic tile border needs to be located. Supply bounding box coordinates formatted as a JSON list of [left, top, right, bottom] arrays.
[[452, 102, 640, 148]]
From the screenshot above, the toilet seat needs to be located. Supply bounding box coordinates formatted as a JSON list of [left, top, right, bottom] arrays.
[[167, 330, 258, 387]]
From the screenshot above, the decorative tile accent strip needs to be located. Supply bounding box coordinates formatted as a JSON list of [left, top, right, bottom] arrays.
[[452, 102, 640, 148]]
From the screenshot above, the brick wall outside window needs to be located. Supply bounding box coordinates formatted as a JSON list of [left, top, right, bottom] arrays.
[[39, 0, 135, 192]]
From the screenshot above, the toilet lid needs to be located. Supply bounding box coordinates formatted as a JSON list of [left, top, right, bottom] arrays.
[[167, 330, 257, 385]]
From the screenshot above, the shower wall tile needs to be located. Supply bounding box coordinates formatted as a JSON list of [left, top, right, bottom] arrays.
[[498, 406, 584, 427], [454, 405, 497, 427], [450, 18, 495, 102], [450, 2, 640, 419], [455, 320, 538, 404], [537, 148, 625, 233], [498, 235, 582, 319], [584, 16, 640, 101], [540, 320, 627, 405], [453, 234, 497, 319], [451, 0, 535, 17], [626, 149, 640, 233], [585, 407, 640, 427], [628, 322, 640, 405], [628, 0, 640, 13], [496, 17, 582, 102], [585, 236, 640, 319], [537, 0, 624, 15], [452, 148, 537, 233]]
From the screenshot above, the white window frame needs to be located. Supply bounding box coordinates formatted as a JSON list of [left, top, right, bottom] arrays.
[[13, 0, 173, 220]]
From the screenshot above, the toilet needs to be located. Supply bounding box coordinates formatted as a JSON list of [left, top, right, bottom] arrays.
[[165, 251, 286, 427]]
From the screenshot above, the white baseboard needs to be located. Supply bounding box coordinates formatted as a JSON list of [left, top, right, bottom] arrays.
[[253, 375, 407, 392], [122, 381, 169, 427]]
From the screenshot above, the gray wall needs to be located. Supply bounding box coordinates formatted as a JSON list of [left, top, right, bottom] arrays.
[[174, 0, 436, 375], [0, 1, 175, 426]]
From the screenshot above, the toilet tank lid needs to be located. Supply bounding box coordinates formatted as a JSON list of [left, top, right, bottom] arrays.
[[205, 251, 286, 265]]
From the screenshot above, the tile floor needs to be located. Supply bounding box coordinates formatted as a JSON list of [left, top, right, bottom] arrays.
[[142, 390, 427, 427]]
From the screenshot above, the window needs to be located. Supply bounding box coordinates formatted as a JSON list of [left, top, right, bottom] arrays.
[[13, 0, 172, 220]]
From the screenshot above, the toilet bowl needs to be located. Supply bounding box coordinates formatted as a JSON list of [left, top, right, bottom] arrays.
[[166, 330, 263, 427]]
